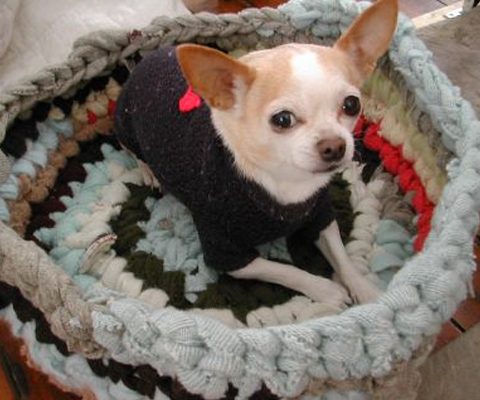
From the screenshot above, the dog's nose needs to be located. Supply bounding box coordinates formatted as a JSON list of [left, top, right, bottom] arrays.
[[317, 138, 346, 163]]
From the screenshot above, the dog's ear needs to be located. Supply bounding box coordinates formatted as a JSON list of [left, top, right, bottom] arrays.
[[176, 44, 255, 110], [334, 0, 398, 78]]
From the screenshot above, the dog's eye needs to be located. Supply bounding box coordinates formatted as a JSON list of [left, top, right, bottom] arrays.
[[342, 95, 361, 117], [270, 111, 297, 131]]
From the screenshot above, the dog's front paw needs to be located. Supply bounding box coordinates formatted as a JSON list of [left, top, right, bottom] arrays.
[[348, 279, 383, 304], [302, 276, 351, 309]]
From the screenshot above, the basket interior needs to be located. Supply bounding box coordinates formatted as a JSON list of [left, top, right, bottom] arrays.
[[0, 42, 453, 330]]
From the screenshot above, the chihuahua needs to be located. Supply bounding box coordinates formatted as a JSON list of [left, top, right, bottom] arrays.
[[114, 0, 398, 308]]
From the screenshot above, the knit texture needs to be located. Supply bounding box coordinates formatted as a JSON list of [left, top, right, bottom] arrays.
[[0, 0, 479, 399]]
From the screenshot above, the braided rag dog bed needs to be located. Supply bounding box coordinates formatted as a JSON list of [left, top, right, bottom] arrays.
[[1, 0, 480, 399]]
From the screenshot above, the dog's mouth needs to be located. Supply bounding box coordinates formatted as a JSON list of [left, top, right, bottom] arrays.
[[312, 162, 344, 174], [326, 164, 341, 172]]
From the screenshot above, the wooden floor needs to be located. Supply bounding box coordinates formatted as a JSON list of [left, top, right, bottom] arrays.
[[0, 320, 82, 400], [419, 323, 480, 400], [1, 0, 477, 399]]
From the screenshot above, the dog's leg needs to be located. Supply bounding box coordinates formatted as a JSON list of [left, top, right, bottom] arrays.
[[229, 258, 351, 309], [316, 220, 382, 304]]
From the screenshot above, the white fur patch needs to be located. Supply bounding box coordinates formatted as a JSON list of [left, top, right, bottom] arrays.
[[290, 51, 328, 90]]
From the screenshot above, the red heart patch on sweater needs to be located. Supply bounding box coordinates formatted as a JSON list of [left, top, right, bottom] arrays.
[[179, 86, 202, 113]]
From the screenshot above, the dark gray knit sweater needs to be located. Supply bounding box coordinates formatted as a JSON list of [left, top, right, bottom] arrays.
[[114, 46, 335, 272]]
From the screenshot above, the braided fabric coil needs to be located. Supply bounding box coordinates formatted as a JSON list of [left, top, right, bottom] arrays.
[[0, 0, 479, 399]]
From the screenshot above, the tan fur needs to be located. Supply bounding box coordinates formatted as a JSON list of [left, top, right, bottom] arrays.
[[335, 0, 398, 77], [177, 44, 256, 110]]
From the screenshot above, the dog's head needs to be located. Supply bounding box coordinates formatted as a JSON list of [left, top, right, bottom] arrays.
[[177, 0, 398, 203]]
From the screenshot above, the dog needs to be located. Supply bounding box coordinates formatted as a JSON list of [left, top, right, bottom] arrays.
[[114, 0, 398, 308]]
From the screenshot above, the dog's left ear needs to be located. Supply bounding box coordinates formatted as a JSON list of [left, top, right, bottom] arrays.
[[176, 44, 256, 110], [334, 0, 398, 78]]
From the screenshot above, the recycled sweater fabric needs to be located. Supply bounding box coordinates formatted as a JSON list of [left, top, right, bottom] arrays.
[[114, 46, 335, 272]]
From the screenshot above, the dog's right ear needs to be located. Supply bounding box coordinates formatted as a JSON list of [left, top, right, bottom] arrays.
[[176, 44, 256, 110], [334, 0, 398, 78]]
